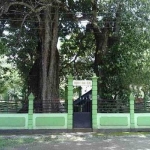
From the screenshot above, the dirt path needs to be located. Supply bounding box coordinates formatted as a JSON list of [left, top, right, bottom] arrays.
[[1, 132, 150, 150]]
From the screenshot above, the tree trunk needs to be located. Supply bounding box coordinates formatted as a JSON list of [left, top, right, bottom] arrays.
[[0, 1, 60, 113], [41, 6, 59, 112], [25, 4, 59, 113]]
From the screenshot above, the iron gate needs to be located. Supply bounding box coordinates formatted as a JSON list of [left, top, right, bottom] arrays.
[[73, 97, 92, 128]]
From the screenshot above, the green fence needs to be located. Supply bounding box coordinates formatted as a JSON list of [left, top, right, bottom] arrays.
[[97, 93, 150, 129], [0, 93, 68, 130], [0, 76, 150, 130]]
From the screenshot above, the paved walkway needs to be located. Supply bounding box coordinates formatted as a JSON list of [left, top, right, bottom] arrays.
[[1, 132, 150, 150]]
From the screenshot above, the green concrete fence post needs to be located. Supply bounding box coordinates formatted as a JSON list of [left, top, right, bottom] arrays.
[[65, 85, 68, 110], [28, 93, 34, 129], [67, 75, 73, 129], [130, 93, 135, 129], [92, 74, 98, 130]]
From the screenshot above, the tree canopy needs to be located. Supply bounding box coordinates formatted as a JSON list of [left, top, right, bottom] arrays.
[[0, 0, 150, 111]]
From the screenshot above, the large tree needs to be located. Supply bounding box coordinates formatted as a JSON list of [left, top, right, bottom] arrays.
[[0, 0, 150, 112], [60, 0, 150, 100], [0, 0, 63, 111]]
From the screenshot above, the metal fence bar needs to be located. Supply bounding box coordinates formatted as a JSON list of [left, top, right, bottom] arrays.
[[134, 99, 150, 113], [97, 99, 130, 113], [0, 99, 67, 113]]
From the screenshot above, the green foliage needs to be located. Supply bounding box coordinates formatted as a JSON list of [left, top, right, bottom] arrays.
[[0, 40, 7, 55], [3, 25, 38, 80], [60, 32, 95, 81], [0, 41, 24, 100], [1, 0, 150, 102], [0, 56, 23, 100], [60, 0, 150, 101]]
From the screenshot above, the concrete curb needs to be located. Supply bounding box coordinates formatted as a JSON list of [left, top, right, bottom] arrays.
[[0, 128, 150, 135]]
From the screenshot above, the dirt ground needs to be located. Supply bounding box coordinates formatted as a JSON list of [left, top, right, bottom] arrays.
[[1, 132, 150, 150]]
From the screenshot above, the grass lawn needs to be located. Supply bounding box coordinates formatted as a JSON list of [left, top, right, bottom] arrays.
[[0, 136, 36, 149]]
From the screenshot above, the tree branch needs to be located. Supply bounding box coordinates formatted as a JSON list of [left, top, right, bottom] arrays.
[[4, 2, 36, 13], [114, 2, 122, 36], [91, 0, 98, 22]]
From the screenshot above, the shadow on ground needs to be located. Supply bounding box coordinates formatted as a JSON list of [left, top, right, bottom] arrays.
[[1, 132, 150, 150]]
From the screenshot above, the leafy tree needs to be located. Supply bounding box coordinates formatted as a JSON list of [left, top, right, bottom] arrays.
[[60, 0, 150, 101], [0, 1, 62, 112], [60, 32, 95, 80], [0, 0, 150, 112], [0, 42, 23, 100]]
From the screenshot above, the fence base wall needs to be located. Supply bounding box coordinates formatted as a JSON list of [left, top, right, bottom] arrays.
[[1, 113, 150, 130], [134, 113, 150, 128], [97, 113, 130, 129], [0, 114, 28, 129], [33, 113, 68, 129]]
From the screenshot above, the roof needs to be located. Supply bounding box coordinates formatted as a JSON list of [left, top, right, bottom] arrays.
[[73, 90, 92, 105]]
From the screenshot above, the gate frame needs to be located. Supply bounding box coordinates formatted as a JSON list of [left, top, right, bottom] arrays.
[[67, 74, 98, 129]]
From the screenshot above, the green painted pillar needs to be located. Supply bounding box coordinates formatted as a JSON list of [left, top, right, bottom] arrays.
[[144, 97, 147, 112], [65, 85, 68, 110], [28, 93, 34, 129], [67, 75, 73, 129], [92, 74, 98, 129], [130, 93, 135, 129]]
